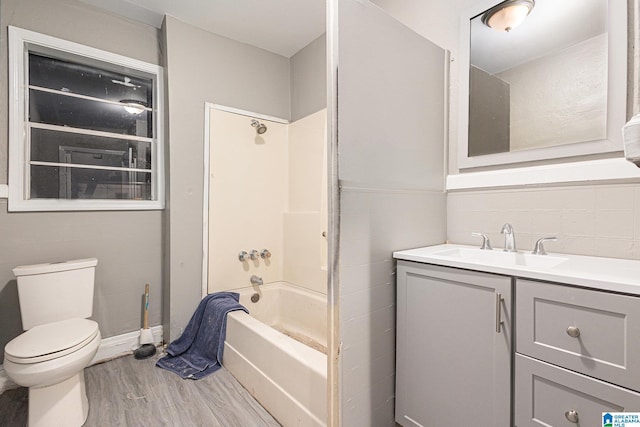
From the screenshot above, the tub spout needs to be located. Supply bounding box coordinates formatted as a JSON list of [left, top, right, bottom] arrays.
[[250, 275, 263, 286]]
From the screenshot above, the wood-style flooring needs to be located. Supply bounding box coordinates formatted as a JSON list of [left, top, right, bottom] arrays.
[[0, 351, 280, 426]]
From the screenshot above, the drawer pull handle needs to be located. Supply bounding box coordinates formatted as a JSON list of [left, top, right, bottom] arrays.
[[495, 292, 504, 333], [566, 326, 581, 338], [565, 410, 579, 423]]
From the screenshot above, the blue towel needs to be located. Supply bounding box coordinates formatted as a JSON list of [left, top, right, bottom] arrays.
[[156, 292, 248, 379]]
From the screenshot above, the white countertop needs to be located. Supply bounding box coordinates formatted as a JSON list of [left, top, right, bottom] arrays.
[[394, 244, 640, 295]]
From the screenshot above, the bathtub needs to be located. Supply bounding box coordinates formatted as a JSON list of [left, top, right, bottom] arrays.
[[223, 282, 327, 427]]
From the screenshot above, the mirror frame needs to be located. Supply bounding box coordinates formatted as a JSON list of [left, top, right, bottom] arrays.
[[457, 0, 627, 170]]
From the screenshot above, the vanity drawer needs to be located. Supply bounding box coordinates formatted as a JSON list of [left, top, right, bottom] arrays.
[[516, 279, 640, 391], [515, 354, 640, 427]]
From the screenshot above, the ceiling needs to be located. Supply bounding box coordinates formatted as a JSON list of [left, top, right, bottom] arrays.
[[78, 0, 326, 58], [470, 0, 607, 74]]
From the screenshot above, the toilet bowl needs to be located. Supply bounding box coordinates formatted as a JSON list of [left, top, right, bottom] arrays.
[[3, 259, 100, 427], [4, 318, 101, 427]]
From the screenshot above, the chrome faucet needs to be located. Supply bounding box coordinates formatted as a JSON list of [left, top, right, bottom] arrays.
[[501, 223, 516, 252], [250, 275, 263, 286], [532, 237, 558, 255]]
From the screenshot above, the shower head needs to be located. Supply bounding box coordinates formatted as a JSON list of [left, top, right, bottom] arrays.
[[251, 119, 267, 135]]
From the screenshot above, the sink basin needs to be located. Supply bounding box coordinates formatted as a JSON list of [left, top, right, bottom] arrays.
[[431, 248, 568, 269]]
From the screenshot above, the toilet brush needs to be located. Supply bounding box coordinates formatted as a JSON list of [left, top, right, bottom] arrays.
[[134, 283, 157, 360]]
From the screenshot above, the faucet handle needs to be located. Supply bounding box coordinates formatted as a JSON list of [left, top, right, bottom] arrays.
[[472, 233, 493, 250], [532, 237, 558, 255], [260, 249, 271, 259]]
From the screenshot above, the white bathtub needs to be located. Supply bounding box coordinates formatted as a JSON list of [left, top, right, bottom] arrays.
[[223, 282, 327, 427]]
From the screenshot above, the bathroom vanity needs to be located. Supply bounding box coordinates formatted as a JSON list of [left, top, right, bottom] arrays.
[[393, 245, 640, 427]]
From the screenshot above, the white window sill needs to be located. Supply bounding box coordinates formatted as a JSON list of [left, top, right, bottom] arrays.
[[447, 158, 640, 190], [0, 185, 7, 199], [7, 197, 164, 211]]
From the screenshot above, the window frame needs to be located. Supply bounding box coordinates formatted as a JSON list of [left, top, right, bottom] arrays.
[[8, 26, 165, 211]]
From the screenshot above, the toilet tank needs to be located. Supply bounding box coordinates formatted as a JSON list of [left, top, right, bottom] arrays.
[[13, 258, 98, 330]]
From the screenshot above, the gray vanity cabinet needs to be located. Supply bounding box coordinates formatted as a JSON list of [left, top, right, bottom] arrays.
[[395, 261, 512, 427], [515, 279, 640, 426]]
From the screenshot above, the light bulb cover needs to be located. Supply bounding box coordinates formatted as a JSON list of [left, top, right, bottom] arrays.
[[482, 0, 535, 32], [120, 100, 147, 115]]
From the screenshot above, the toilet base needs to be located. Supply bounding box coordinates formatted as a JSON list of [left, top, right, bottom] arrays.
[[28, 372, 89, 427]]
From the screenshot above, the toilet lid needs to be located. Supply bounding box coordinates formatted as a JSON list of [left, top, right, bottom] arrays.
[[4, 318, 99, 364]]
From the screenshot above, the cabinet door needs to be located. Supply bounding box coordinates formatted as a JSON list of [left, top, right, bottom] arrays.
[[395, 261, 512, 427], [515, 354, 640, 426]]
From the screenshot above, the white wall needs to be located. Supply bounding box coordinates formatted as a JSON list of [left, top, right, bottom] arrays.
[[448, 183, 640, 259], [499, 33, 607, 151]]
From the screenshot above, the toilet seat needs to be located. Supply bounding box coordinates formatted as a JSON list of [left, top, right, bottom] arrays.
[[5, 318, 99, 364]]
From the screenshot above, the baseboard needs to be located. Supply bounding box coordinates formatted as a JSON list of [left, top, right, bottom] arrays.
[[91, 325, 164, 365], [0, 325, 164, 394], [0, 365, 16, 394]]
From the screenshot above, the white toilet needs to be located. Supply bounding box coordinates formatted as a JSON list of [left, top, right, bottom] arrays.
[[4, 259, 101, 427]]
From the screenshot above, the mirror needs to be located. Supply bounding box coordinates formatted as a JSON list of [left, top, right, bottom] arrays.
[[458, 0, 627, 169]]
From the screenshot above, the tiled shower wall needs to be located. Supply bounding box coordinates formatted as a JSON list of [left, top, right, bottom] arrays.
[[447, 183, 640, 260], [339, 188, 446, 426]]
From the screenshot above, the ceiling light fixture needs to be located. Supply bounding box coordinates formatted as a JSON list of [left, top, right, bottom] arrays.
[[481, 0, 535, 33]]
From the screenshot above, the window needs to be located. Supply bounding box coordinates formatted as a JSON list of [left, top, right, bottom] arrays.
[[8, 27, 164, 211]]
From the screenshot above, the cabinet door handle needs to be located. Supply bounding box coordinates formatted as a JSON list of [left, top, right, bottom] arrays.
[[566, 326, 581, 338], [495, 292, 504, 333], [565, 410, 579, 423]]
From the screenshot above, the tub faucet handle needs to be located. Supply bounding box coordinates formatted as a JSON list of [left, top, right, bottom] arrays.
[[471, 233, 492, 250], [249, 250, 260, 260], [238, 251, 249, 262], [260, 249, 271, 259], [250, 275, 263, 286]]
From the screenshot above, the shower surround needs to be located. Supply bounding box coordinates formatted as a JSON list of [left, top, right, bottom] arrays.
[[206, 107, 328, 426]]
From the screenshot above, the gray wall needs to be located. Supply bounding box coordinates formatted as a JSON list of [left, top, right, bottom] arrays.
[[0, 0, 163, 362], [336, 0, 446, 425], [162, 16, 290, 340], [468, 65, 510, 156], [338, 1, 445, 189], [290, 34, 327, 122]]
